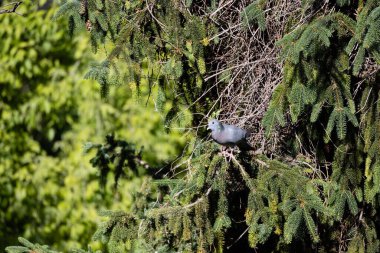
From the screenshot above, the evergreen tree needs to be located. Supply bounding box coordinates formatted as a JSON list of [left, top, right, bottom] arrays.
[[6, 0, 380, 252]]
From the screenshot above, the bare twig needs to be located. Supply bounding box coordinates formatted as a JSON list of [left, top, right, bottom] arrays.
[[227, 226, 250, 250], [145, 0, 166, 29]]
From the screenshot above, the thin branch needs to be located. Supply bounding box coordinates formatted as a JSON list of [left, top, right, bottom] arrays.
[[227, 226, 250, 250], [0, 1, 22, 15], [183, 186, 212, 209], [204, 57, 279, 82]]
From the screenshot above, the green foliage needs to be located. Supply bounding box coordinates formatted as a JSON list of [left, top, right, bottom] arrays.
[[264, 11, 363, 140], [0, 1, 186, 251], [5, 0, 380, 252], [6, 237, 60, 253], [345, 3, 380, 73], [89, 144, 229, 252], [241, 0, 267, 31], [53, 0, 122, 51], [6, 237, 101, 253], [84, 134, 144, 188], [88, 143, 371, 252], [246, 158, 327, 247], [261, 83, 287, 133], [55, 0, 215, 129], [261, 0, 380, 251], [0, 5, 102, 249]]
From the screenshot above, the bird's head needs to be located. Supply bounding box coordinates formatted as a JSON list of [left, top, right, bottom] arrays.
[[207, 119, 222, 132]]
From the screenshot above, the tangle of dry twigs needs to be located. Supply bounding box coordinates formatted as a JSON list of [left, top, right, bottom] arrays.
[[197, 0, 304, 154]]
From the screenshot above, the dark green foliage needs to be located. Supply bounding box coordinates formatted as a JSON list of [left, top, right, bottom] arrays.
[[241, 0, 267, 31], [264, 11, 363, 140], [346, 3, 380, 71], [337, 0, 351, 7], [55, 0, 214, 129], [53, 0, 122, 47], [84, 134, 143, 188], [85, 61, 111, 98], [262, 0, 380, 251], [88, 141, 370, 251], [246, 158, 328, 246], [89, 143, 229, 252]]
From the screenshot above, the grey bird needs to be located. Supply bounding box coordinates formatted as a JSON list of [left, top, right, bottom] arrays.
[[207, 119, 253, 150]]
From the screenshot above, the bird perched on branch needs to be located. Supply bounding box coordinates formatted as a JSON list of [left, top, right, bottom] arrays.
[[207, 119, 253, 151]]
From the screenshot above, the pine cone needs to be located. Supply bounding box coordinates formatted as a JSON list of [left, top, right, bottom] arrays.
[[86, 19, 92, 31]]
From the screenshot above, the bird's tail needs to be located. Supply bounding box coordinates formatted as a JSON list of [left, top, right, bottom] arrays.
[[238, 140, 254, 151], [245, 129, 253, 138]]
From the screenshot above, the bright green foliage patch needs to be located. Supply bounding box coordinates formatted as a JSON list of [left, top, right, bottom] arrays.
[[0, 2, 186, 251]]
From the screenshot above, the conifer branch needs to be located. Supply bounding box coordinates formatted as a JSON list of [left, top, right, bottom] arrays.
[[183, 186, 212, 209]]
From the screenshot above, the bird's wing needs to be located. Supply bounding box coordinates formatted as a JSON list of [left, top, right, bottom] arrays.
[[212, 130, 230, 144], [223, 124, 246, 143], [225, 125, 253, 150]]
